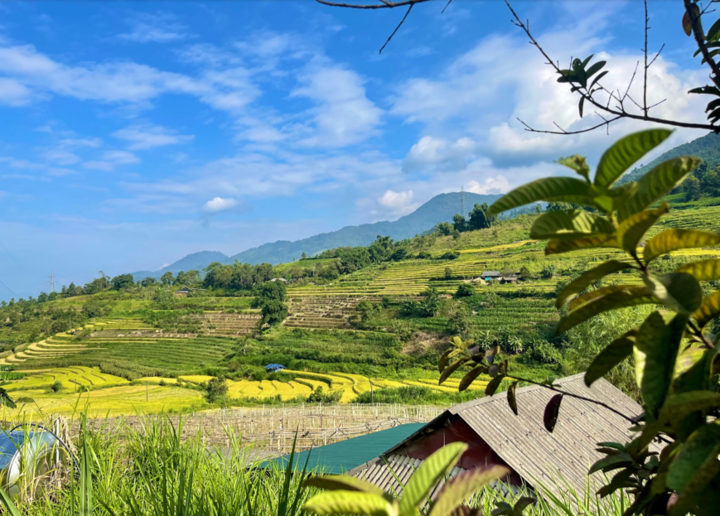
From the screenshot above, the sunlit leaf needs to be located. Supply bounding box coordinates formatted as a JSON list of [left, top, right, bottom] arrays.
[[530, 210, 615, 240], [660, 392, 720, 423], [545, 234, 621, 255], [438, 350, 452, 373], [303, 491, 398, 516], [584, 329, 636, 386], [556, 260, 635, 309], [643, 272, 703, 315], [693, 291, 720, 329], [618, 156, 702, 221], [558, 285, 655, 333], [487, 177, 595, 216], [399, 443, 467, 515], [678, 258, 720, 282], [616, 204, 669, 254], [594, 129, 672, 188], [709, 18, 720, 42], [543, 394, 563, 432], [0, 487, 22, 516], [507, 381, 519, 415], [667, 423, 720, 516], [304, 475, 388, 496], [557, 155, 591, 182], [634, 311, 687, 420], [428, 466, 510, 516], [588, 453, 633, 475], [644, 229, 720, 264]]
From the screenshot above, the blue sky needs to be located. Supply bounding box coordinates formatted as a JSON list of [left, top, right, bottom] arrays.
[[0, 0, 709, 299]]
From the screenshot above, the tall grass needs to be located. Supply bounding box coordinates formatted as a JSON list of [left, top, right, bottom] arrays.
[[0, 416, 628, 516]]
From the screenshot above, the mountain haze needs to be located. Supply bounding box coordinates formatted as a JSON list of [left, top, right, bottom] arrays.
[[131, 192, 500, 280]]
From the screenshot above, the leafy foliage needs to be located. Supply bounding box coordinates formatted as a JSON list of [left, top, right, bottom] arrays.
[[442, 130, 720, 515]]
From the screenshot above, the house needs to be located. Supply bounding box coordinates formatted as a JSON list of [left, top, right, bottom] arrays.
[[481, 271, 502, 282], [261, 423, 425, 473], [270, 278, 288, 283], [174, 287, 190, 297], [264, 364, 286, 373], [349, 374, 658, 496], [500, 274, 519, 284]]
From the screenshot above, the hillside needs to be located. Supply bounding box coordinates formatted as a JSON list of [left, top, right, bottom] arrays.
[[130, 192, 501, 280], [621, 131, 720, 183]]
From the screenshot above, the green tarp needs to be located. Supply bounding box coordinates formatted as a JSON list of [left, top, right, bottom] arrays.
[[261, 423, 425, 475]]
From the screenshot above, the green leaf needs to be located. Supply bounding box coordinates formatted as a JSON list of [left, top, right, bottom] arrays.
[[557, 155, 590, 181], [660, 392, 720, 423], [634, 311, 687, 420], [459, 367, 485, 392], [586, 60, 606, 78], [556, 260, 635, 309], [689, 85, 720, 95], [543, 394, 563, 432], [439, 358, 469, 385], [304, 475, 388, 496], [667, 423, 720, 516], [530, 210, 615, 240], [485, 375, 503, 396], [589, 70, 609, 91], [693, 291, 720, 329], [588, 452, 633, 475], [643, 272, 703, 315], [0, 487, 22, 516], [558, 285, 655, 333], [584, 329, 636, 386], [428, 466, 510, 516], [596, 469, 634, 498], [507, 381, 519, 415], [303, 491, 398, 516], [487, 177, 594, 216], [438, 350, 452, 373], [544, 234, 621, 255], [644, 229, 720, 264], [678, 258, 720, 282], [578, 96, 585, 118], [594, 129, 672, 188], [616, 204, 669, 254], [400, 443, 467, 515], [618, 156, 702, 221]]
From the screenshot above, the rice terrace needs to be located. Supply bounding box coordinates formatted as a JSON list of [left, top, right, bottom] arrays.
[[2, 0, 720, 514]]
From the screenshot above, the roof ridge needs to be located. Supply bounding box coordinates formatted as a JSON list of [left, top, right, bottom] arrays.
[[448, 372, 588, 414]]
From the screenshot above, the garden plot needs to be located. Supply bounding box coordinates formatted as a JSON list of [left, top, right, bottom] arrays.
[[284, 296, 361, 329], [199, 312, 262, 336]]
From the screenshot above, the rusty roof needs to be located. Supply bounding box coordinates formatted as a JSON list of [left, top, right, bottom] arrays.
[[354, 374, 658, 495]]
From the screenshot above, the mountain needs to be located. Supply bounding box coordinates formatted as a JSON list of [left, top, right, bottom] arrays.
[[130, 192, 500, 280], [621, 131, 720, 184]]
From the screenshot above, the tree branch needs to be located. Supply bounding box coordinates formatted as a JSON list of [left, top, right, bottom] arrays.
[[315, 0, 434, 9], [379, 4, 414, 54]]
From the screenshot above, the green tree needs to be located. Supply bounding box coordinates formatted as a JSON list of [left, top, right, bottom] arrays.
[[140, 277, 157, 288], [160, 271, 173, 286], [455, 283, 475, 298], [261, 300, 289, 326], [468, 202, 495, 230], [451, 213, 467, 232], [111, 274, 135, 290], [434, 221, 453, 236], [205, 376, 228, 403], [683, 174, 702, 201]]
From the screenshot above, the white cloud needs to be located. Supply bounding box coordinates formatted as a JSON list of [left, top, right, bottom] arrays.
[[0, 157, 44, 169], [292, 64, 383, 147], [203, 197, 238, 213], [113, 124, 194, 150], [48, 167, 78, 177], [43, 149, 80, 165], [0, 77, 33, 106], [119, 12, 189, 43], [378, 189, 413, 209], [59, 137, 102, 148], [466, 177, 511, 195], [404, 136, 477, 173], [83, 150, 139, 171]]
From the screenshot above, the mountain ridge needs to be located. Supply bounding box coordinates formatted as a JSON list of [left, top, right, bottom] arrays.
[[130, 192, 501, 280]]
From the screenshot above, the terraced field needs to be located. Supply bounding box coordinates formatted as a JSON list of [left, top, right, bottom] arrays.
[[199, 311, 262, 335]]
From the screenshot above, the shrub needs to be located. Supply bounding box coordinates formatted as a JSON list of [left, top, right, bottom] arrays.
[[205, 376, 228, 403], [306, 386, 342, 403], [50, 380, 62, 393], [440, 251, 459, 260], [455, 283, 476, 298]]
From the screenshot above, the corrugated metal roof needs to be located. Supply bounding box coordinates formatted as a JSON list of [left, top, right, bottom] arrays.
[[482, 271, 501, 277], [262, 423, 425, 475], [355, 374, 659, 495]]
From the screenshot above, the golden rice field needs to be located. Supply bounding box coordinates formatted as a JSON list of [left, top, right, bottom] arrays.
[[1, 365, 488, 418]]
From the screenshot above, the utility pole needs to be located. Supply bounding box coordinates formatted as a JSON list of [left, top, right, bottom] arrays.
[[49, 270, 56, 292], [461, 186, 466, 216]]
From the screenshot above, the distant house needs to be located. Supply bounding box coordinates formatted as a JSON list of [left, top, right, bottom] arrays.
[[174, 287, 190, 297], [270, 278, 288, 283], [481, 271, 502, 281], [349, 374, 659, 496], [264, 364, 286, 373], [500, 274, 519, 284]]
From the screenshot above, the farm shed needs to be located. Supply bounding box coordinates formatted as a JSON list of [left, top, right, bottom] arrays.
[[481, 271, 501, 281], [264, 364, 286, 372], [349, 374, 659, 495], [262, 423, 425, 474]]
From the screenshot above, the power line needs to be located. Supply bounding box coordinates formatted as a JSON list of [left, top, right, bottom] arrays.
[[0, 278, 16, 297]]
